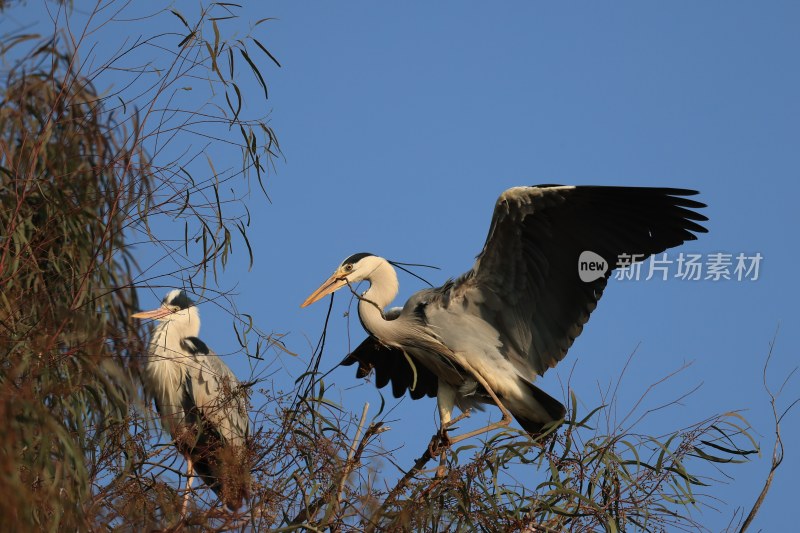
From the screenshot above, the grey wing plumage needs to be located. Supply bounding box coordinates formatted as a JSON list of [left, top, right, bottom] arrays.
[[442, 185, 708, 377], [181, 337, 250, 446], [179, 336, 251, 509]]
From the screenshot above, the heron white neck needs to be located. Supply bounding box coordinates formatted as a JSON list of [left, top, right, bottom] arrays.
[[151, 306, 201, 355], [357, 257, 399, 338], [144, 305, 201, 430]]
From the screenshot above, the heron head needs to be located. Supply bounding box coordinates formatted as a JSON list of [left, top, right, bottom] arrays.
[[301, 253, 378, 308], [132, 289, 198, 323]]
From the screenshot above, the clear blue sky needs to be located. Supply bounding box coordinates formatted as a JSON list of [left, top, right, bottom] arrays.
[[5, 2, 798, 530]]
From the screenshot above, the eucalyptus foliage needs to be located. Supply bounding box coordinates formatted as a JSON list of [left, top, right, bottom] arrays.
[[0, 2, 279, 528], [0, 21, 146, 529]]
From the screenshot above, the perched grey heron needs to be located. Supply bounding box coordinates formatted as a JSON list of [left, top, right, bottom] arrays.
[[301, 185, 707, 447], [133, 289, 250, 511]]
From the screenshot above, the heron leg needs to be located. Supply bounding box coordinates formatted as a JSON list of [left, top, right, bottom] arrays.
[[182, 457, 194, 514], [433, 382, 458, 451], [447, 372, 513, 446], [433, 383, 460, 477]]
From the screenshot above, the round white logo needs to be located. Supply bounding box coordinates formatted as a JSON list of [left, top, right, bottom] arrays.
[[578, 250, 608, 282]]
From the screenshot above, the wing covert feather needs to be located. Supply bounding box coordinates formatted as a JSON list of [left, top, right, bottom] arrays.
[[182, 338, 250, 446]]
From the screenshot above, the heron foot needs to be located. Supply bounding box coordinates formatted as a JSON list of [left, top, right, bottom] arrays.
[[428, 410, 475, 477], [428, 426, 458, 478], [428, 427, 451, 458]]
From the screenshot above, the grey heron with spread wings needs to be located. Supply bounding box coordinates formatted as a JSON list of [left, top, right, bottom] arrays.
[[133, 289, 250, 511], [301, 185, 707, 446]]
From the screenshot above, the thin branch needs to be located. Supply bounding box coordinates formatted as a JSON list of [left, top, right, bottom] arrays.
[[328, 402, 370, 529], [739, 327, 796, 532], [289, 408, 385, 528], [364, 431, 441, 532]]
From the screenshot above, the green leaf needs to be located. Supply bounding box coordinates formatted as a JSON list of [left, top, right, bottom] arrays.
[[239, 48, 268, 99], [252, 37, 282, 67], [170, 9, 190, 28]]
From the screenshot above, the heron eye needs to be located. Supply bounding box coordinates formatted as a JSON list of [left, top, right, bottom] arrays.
[[343, 264, 353, 272]]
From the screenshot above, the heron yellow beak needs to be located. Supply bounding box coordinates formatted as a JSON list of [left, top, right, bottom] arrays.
[[301, 272, 349, 308], [131, 306, 173, 320]]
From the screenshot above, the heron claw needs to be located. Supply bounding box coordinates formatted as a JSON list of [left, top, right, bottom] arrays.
[[427, 427, 451, 458], [427, 428, 451, 478]]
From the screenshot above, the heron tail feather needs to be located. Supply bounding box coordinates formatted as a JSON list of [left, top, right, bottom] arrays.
[[514, 381, 567, 436]]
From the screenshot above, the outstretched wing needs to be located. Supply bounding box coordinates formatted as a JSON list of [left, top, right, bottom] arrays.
[[441, 185, 708, 377], [181, 337, 250, 446]]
